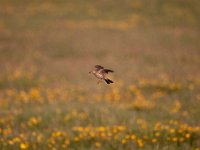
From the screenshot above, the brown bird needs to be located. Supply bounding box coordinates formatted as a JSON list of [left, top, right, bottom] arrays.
[[89, 65, 114, 84]]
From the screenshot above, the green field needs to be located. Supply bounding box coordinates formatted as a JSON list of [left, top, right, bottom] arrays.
[[0, 0, 200, 149]]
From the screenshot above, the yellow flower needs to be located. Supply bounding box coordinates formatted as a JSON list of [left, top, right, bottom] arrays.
[[3, 128, 12, 136], [178, 129, 183, 134], [137, 139, 144, 147], [131, 134, 136, 140], [169, 128, 175, 134], [20, 143, 29, 150], [172, 137, 178, 142], [107, 132, 112, 137], [155, 132, 160, 137], [28, 117, 41, 126], [64, 139, 70, 146], [52, 131, 61, 137], [154, 122, 162, 130], [13, 137, 20, 142], [185, 133, 191, 139], [121, 139, 126, 144], [100, 132, 106, 138], [152, 138, 157, 143], [98, 126, 105, 132], [89, 131, 95, 138], [8, 140, 14, 145], [29, 88, 41, 100], [37, 134, 43, 143], [74, 137, 79, 142]]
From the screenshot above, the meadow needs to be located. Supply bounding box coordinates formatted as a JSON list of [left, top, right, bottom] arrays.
[[0, 0, 200, 149]]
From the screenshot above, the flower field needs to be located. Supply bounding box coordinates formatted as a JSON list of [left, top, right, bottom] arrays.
[[0, 0, 200, 149], [0, 66, 200, 150]]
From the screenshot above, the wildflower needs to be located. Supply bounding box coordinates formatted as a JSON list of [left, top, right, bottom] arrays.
[[169, 128, 175, 134], [155, 132, 160, 137], [74, 137, 79, 142], [37, 134, 43, 143], [20, 143, 29, 150], [172, 137, 178, 142], [52, 131, 61, 137], [152, 138, 157, 143], [131, 134, 136, 140], [13, 137, 20, 142], [8, 140, 14, 145], [98, 126, 105, 132], [64, 139, 70, 146], [29, 88, 41, 100], [154, 122, 162, 130], [28, 116, 41, 126], [100, 132, 106, 138], [137, 139, 144, 147], [185, 133, 191, 139], [178, 129, 183, 134], [3, 128, 12, 136], [129, 85, 139, 93], [89, 131, 95, 138], [107, 132, 112, 137], [121, 139, 126, 144], [112, 128, 118, 133]]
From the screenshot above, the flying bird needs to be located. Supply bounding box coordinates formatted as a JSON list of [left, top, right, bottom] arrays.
[[89, 65, 114, 84]]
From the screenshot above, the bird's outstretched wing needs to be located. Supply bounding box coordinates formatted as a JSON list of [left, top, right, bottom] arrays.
[[102, 69, 114, 74], [95, 65, 104, 71]]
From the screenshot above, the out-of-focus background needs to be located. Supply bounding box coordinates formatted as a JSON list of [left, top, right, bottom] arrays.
[[0, 0, 200, 150]]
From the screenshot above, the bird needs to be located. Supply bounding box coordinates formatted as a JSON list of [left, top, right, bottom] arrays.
[[89, 65, 114, 84]]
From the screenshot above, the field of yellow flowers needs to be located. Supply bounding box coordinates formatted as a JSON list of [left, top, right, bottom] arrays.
[[0, 66, 200, 150], [0, 0, 200, 150]]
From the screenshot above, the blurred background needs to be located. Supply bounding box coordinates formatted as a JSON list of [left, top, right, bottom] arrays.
[[0, 0, 200, 149], [1, 0, 199, 87]]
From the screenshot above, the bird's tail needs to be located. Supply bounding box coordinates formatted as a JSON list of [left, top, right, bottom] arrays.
[[104, 78, 114, 84]]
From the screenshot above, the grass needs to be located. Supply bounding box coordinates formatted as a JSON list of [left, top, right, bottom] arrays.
[[0, 0, 200, 149]]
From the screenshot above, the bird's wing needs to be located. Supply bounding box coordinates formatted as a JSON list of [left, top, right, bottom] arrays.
[[102, 69, 114, 74], [95, 65, 104, 71]]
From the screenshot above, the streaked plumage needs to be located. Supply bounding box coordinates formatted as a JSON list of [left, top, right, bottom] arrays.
[[89, 65, 114, 84]]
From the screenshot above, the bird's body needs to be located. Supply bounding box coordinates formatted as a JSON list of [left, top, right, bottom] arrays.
[[89, 65, 114, 84]]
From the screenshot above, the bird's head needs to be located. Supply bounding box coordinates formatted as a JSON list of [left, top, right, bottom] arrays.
[[89, 70, 95, 74]]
